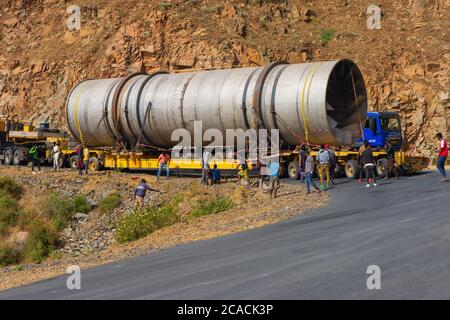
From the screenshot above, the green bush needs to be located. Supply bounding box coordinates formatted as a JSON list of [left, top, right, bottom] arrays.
[[99, 192, 122, 214], [39, 193, 75, 231], [320, 29, 336, 46], [0, 177, 22, 199], [116, 205, 180, 243], [190, 196, 233, 218], [24, 220, 58, 263], [0, 195, 21, 235], [0, 243, 23, 267], [72, 194, 91, 213]]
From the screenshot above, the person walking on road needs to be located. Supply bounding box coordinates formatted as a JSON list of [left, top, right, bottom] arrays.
[[385, 142, 399, 179], [317, 145, 331, 190], [52, 142, 61, 172], [157, 152, 171, 180], [305, 148, 321, 194], [268, 157, 281, 198], [29, 144, 41, 174], [135, 178, 160, 209], [357, 143, 366, 183], [361, 142, 377, 187], [436, 132, 448, 182], [83, 145, 90, 175]]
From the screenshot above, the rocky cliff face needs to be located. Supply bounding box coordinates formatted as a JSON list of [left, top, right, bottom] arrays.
[[0, 0, 448, 157]]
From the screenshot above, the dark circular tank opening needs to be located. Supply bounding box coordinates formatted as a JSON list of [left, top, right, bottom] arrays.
[[325, 59, 367, 129]]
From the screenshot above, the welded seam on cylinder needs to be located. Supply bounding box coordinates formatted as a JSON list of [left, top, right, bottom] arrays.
[[65, 79, 88, 143], [74, 82, 89, 144], [135, 71, 167, 146], [103, 80, 120, 145], [123, 78, 140, 144], [301, 63, 322, 144], [305, 62, 323, 142], [148, 75, 170, 146], [179, 73, 196, 130], [270, 65, 289, 131], [295, 66, 310, 143], [241, 68, 259, 130], [217, 69, 236, 133]]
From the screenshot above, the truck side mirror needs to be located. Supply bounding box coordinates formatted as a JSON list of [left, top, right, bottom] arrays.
[[369, 118, 377, 133]]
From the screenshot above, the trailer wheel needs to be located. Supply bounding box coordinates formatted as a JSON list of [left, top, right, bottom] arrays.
[[376, 158, 388, 178], [345, 160, 359, 179], [4, 148, 13, 166], [13, 149, 21, 166], [70, 155, 79, 169], [287, 161, 299, 180], [89, 157, 102, 172]]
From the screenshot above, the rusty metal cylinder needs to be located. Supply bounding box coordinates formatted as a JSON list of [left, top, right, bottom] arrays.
[[66, 59, 367, 148]]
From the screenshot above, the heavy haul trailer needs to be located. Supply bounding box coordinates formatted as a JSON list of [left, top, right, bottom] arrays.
[[0, 117, 69, 167], [66, 60, 368, 173]]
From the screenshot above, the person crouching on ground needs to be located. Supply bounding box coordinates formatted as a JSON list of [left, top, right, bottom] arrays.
[[361, 142, 377, 187], [305, 148, 321, 194], [212, 164, 221, 184], [436, 132, 448, 182], [135, 178, 160, 209], [268, 157, 281, 198]]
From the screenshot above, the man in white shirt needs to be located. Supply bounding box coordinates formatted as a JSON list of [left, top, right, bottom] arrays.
[[52, 142, 61, 172]]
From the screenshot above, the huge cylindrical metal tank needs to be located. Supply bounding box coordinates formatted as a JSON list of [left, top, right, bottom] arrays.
[[66, 59, 367, 148]]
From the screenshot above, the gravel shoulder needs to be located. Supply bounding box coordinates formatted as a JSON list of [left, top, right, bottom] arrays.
[[0, 166, 328, 290]]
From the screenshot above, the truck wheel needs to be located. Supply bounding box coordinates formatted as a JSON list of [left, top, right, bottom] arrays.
[[287, 161, 299, 180], [345, 160, 359, 179], [13, 149, 21, 166], [4, 148, 13, 166], [89, 157, 102, 172], [334, 163, 344, 178], [376, 158, 388, 178], [70, 155, 79, 169]]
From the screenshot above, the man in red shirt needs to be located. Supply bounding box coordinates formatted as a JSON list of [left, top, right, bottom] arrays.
[[436, 132, 448, 182], [157, 152, 171, 180]]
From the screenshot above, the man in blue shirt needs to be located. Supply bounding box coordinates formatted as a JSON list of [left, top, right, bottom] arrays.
[[268, 157, 281, 198], [135, 178, 160, 209]]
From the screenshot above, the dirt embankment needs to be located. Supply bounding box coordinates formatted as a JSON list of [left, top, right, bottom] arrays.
[[0, 166, 328, 290]]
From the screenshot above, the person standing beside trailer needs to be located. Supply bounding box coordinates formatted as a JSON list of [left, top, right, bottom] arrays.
[[361, 142, 377, 187], [157, 152, 171, 180], [326, 144, 337, 185], [297, 145, 307, 182], [83, 145, 90, 175], [268, 157, 281, 198], [436, 132, 448, 182], [201, 150, 211, 186], [385, 142, 399, 179], [305, 148, 321, 194], [357, 143, 366, 183], [29, 144, 41, 174], [317, 145, 331, 190], [76, 143, 83, 176], [52, 142, 61, 172]]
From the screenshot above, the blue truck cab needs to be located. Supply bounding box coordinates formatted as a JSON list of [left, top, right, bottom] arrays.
[[359, 112, 403, 151]]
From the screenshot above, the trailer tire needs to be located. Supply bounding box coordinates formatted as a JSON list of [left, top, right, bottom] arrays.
[[4, 148, 13, 166], [70, 155, 79, 169], [345, 160, 359, 179], [376, 158, 388, 178], [287, 161, 299, 180], [89, 157, 102, 172], [13, 149, 21, 166]]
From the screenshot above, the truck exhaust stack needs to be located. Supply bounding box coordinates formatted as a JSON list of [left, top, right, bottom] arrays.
[[66, 59, 367, 148]]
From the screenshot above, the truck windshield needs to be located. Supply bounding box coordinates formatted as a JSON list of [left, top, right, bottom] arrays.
[[380, 117, 400, 131]]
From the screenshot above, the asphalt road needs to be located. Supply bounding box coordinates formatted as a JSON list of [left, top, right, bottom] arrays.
[[1, 170, 450, 299]]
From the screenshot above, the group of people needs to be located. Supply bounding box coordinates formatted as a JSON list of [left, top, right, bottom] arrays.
[[298, 144, 336, 191]]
